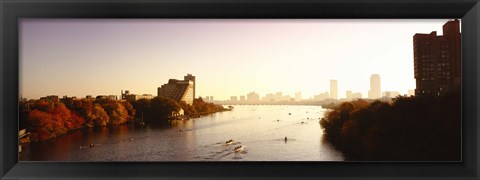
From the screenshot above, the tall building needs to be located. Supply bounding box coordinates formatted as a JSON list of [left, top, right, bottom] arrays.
[[157, 76, 195, 105], [240, 95, 246, 102], [330, 80, 338, 99], [230, 96, 238, 102], [413, 19, 461, 96], [368, 74, 381, 99], [184, 74, 196, 99]]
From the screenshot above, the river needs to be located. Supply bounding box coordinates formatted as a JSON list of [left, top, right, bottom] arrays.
[[20, 105, 344, 161]]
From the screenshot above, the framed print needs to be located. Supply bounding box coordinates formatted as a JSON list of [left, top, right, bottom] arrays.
[[1, 0, 479, 179]]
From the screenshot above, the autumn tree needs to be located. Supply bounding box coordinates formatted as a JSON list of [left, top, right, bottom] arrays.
[[27, 101, 70, 141], [120, 101, 136, 120], [91, 104, 109, 126], [179, 101, 196, 116], [320, 93, 460, 161], [104, 101, 129, 125]]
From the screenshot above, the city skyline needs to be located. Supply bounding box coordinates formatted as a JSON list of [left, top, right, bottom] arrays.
[[220, 74, 411, 103], [20, 19, 453, 100]]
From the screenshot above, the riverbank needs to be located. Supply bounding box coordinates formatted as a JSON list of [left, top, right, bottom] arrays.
[[20, 97, 230, 142], [20, 105, 343, 161], [185, 108, 232, 119], [319, 93, 460, 161]]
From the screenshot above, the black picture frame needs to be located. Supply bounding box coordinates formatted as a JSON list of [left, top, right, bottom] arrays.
[[1, 0, 479, 179]]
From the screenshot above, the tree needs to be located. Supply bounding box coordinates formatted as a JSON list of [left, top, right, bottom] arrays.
[[91, 104, 109, 126], [320, 94, 460, 161], [106, 101, 129, 125], [149, 96, 181, 120], [120, 101, 136, 120], [27, 105, 69, 141], [27, 110, 56, 141], [179, 101, 196, 116], [131, 98, 151, 119]]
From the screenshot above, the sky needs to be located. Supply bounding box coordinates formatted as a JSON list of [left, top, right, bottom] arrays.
[[20, 19, 455, 100]]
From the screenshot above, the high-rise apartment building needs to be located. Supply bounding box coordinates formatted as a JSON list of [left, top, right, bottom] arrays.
[[157, 74, 195, 105], [330, 80, 338, 100], [413, 19, 461, 96], [184, 74, 196, 99], [368, 74, 381, 99]]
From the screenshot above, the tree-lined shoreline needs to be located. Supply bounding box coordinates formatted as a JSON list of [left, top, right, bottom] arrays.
[[19, 97, 229, 142], [319, 93, 460, 161]]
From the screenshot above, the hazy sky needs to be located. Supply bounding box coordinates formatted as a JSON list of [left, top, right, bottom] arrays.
[[20, 19, 454, 100]]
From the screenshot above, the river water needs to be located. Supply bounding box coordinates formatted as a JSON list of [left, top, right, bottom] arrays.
[[20, 105, 344, 161]]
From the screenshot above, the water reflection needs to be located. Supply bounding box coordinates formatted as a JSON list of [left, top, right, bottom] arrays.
[[20, 105, 344, 161]]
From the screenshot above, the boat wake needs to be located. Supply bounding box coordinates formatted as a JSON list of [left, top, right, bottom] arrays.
[[196, 141, 248, 161]]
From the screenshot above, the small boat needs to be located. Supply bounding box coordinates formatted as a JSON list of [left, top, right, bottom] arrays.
[[139, 112, 146, 126], [19, 129, 27, 138], [225, 139, 234, 145], [288, 113, 291, 115], [234, 145, 245, 152]]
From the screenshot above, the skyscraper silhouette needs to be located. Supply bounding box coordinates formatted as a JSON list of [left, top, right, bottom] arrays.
[[413, 19, 461, 96], [184, 74, 196, 99], [368, 74, 381, 99], [330, 80, 338, 100]]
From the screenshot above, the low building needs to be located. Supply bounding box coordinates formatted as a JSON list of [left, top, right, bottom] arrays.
[[61, 96, 78, 101], [96, 95, 108, 100], [346, 91, 362, 100], [108, 95, 117, 101], [313, 92, 330, 101], [122, 90, 154, 101], [382, 91, 400, 98], [247, 92, 260, 102], [40, 95, 59, 103]]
